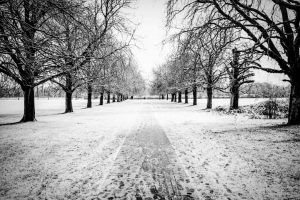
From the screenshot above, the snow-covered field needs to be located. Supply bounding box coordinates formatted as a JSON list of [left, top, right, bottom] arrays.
[[0, 98, 299, 199], [0, 98, 102, 124]]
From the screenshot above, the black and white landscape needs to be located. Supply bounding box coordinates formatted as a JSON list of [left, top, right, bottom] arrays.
[[0, 0, 299, 199]]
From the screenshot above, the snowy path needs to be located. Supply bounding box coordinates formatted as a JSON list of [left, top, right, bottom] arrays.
[[0, 99, 299, 200], [98, 105, 198, 199]]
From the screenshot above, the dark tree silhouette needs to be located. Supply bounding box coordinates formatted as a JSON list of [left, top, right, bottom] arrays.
[[0, 0, 80, 121]]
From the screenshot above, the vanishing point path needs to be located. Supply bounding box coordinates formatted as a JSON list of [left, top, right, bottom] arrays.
[[98, 103, 199, 200], [1, 100, 299, 199]]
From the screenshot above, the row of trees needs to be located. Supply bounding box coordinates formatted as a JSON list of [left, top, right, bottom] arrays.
[[151, 30, 255, 110], [152, 80, 289, 100], [0, 0, 145, 122], [152, 0, 299, 125]]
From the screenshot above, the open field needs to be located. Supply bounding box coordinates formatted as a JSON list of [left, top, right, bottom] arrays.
[[0, 98, 100, 124], [0, 99, 299, 199]]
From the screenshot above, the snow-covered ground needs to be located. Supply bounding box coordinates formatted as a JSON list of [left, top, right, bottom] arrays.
[[0, 97, 268, 123], [154, 102, 300, 200], [0, 98, 299, 199], [0, 98, 140, 199], [0, 98, 102, 124]]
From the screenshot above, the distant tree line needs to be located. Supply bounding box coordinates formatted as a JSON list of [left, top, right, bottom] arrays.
[[0, 0, 145, 122], [240, 82, 290, 99], [1, 72, 146, 99]]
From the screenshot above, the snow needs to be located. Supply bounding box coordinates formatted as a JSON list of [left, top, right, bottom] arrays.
[[0, 98, 102, 124], [0, 98, 299, 199], [155, 101, 300, 200], [0, 98, 139, 199]]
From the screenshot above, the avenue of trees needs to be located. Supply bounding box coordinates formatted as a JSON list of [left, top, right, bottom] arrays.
[[151, 0, 299, 125], [0, 0, 145, 122]]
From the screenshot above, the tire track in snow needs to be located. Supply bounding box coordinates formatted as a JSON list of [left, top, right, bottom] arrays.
[[97, 105, 200, 199], [93, 104, 142, 197]]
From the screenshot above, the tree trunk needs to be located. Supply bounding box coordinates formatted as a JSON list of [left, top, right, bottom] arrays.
[[193, 85, 197, 105], [107, 91, 110, 104], [65, 91, 73, 113], [230, 85, 239, 110], [87, 83, 92, 108], [174, 93, 177, 102], [288, 78, 300, 124], [64, 72, 73, 113], [162, 94, 165, 100], [99, 92, 104, 105], [229, 49, 240, 110], [185, 89, 188, 104], [178, 91, 182, 103], [21, 86, 35, 122], [113, 94, 116, 102], [206, 86, 213, 109], [167, 94, 169, 100], [171, 94, 174, 102]]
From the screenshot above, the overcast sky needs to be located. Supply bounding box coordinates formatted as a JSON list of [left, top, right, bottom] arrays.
[[128, 0, 169, 82], [128, 0, 288, 86]]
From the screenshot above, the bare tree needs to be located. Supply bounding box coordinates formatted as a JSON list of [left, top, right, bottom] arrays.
[[167, 0, 300, 124], [0, 0, 83, 121], [151, 67, 169, 99], [180, 29, 232, 109], [51, 0, 134, 112], [151, 41, 200, 105], [226, 48, 255, 110]]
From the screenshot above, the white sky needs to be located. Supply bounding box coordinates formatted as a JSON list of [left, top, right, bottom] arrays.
[[128, 0, 170, 82], [127, 0, 288, 86]]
